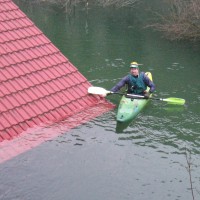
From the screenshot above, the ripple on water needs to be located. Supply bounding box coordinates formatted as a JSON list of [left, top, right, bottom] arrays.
[[167, 62, 185, 71], [49, 97, 199, 157], [115, 104, 200, 156], [49, 110, 118, 146]]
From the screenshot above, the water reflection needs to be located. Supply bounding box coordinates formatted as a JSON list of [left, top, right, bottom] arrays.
[[116, 120, 133, 133], [113, 100, 200, 156]]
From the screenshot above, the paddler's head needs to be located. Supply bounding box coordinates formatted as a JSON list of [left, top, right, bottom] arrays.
[[130, 61, 140, 76]]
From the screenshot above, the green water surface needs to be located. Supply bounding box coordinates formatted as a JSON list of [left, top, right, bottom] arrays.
[[1, 1, 200, 200]]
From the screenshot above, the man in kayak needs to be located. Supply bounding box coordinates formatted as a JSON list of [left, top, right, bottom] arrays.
[[106, 61, 155, 98]]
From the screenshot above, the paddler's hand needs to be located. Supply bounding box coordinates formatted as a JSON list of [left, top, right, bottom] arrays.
[[99, 91, 112, 97], [99, 93, 107, 97], [144, 91, 150, 99]]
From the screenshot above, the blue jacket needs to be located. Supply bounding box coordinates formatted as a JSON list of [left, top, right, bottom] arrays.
[[111, 72, 155, 95]]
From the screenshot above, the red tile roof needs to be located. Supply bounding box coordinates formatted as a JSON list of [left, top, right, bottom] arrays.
[[0, 0, 115, 144]]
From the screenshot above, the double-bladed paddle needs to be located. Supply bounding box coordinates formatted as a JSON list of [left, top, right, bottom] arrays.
[[88, 86, 185, 105]]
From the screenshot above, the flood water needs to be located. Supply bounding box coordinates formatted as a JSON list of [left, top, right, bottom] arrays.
[[1, 1, 200, 200]]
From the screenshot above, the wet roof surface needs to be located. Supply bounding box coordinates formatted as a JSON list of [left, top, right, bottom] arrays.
[[0, 0, 114, 147]]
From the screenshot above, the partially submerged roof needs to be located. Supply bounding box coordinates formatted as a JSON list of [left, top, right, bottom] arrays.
[[0, 0, 115, 162]]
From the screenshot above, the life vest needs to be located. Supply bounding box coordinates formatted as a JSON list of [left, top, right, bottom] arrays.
[[128, 72, 147, 94]]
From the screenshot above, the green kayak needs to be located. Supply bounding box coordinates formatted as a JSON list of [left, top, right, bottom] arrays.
[[116, 72, 153, 122]]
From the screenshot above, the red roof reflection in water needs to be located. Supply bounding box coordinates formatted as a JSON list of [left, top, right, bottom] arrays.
[[0, 0, 115, 163]]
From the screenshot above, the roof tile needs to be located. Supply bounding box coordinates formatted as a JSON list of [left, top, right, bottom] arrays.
[[0, 0, 114, 143]]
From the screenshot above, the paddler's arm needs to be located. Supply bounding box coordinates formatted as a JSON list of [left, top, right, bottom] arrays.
[[143, 75, 156, 94], [100, 76, 129, 97], [110, 76, 129, 92]]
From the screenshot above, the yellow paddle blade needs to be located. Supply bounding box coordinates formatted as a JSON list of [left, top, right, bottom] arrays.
[[162, 97, 185, 105]]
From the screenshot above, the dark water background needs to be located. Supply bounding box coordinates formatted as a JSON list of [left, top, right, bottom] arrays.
[[0, 1, 200, 200]]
